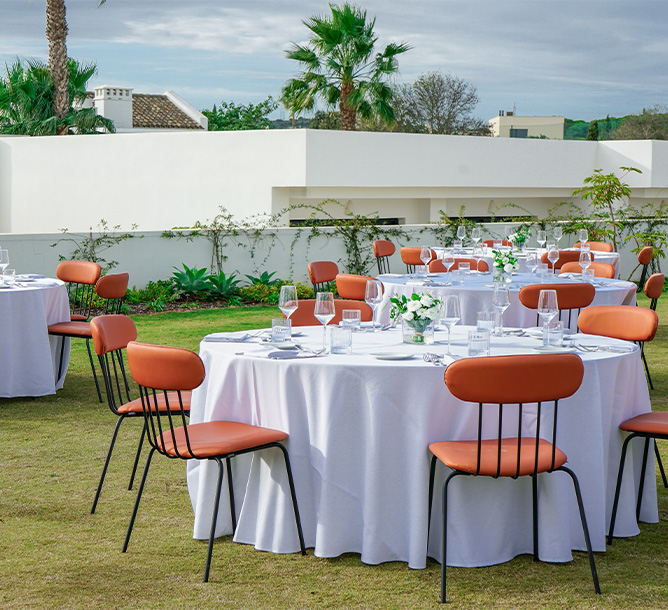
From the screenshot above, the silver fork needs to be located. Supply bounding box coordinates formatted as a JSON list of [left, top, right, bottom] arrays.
[[294, 344, 326, 355]]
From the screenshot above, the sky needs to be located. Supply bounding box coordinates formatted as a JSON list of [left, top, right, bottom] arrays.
[[1, 0, 667, 122]]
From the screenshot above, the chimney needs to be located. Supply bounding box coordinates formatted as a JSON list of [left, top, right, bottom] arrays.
[[94, 86, 133, 129]]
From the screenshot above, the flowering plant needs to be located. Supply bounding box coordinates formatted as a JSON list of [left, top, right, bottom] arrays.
[[390, 292, 442, 331], [493, 249, 519, 273], [510, 224, 531, 246]]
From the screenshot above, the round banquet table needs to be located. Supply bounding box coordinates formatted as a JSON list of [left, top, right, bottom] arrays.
[[187, 324, 656, 570], [0, 277, 71, 398], [376, 272, 636, 330]]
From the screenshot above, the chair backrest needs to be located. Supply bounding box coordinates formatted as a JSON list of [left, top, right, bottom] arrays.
[[444, 354, 584, 477], [428, 258, 490, 273], [335, 274, 378, 301], [540, 250, 594, 270], [400, 247, 435, 273], [373, 240, 395, 274], [644, 273, 665, 310], [288, 299, 373, 326], [56, 260, 102, 319], [90, 315, 138, 414], [573, 241, 613, 252], [519, 282, 595, 328], [96, 272, 130, 314], [308, 261, 339, 293], [560, 261, 615, 278], [127, 341, 205, 460], [637, 246, 654, 293], [577, 305, 658, 343], [482, 239, 511, 248]]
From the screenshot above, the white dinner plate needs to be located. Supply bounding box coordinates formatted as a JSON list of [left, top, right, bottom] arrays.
[[533, 346, 577, 353], [268, 342, 298, 350], [0, 284, 14, 289], [370, 352, 414, 360]]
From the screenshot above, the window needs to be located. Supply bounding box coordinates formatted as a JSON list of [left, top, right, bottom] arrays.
[[509, 128, 528, 138]]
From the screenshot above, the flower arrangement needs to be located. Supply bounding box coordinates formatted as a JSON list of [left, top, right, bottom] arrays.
[[390, 292, 442, 332], [510, 224, 531, 247], [493, 249, 519, 273]]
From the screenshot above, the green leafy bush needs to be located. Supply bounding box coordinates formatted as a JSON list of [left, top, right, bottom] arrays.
[[208, 271, 242, 299], [171, 265, 212, 297], [245, 271, 279, 286]]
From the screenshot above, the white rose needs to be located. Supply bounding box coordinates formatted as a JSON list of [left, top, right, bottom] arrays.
[[427, 308, 441, 320], [420, 295, 434, 307], [401, 311, 414, 321], [504, 263, 514, 273], [407, 300, 422, 312]]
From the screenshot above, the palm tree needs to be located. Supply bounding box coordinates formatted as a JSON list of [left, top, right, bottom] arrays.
[[281, 3, 410, 131]]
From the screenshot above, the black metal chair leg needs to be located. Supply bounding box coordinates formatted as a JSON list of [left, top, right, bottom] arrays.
[[277, 444, 306, 555], [204, 457, 226, 583], [91, 415, 126, 514], [427, 455, 437, 541], [128, 423, 146, 491], [641, 346, 654, 390], [636, 437, 651, 521], [123, 448, 155, 553], [608, 434, 635, 544], [532, 474, 539, 561], [655, 441, 668, 488], [85, 337, 103, 402], [56, 336, 66, 383], [225, 456, 237, 532], [559, 466, 600, 595], [440, 471, 463, 604]]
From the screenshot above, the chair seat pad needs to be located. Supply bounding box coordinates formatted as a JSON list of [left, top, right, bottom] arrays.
[[118, 391, 192, 414], [158, 421, 288, 459], [429, 437, 567, 476], [70, 314, 88, 322], [47, 321, 92, 338], [620, 412, 668, 436]]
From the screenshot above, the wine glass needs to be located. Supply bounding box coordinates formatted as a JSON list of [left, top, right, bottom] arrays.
[[420, 246, 432, 275], [579, 250, 592, 273], [547, 246, 559, 274], [0, 249, 8, 284], [456, 225, 466, 244], [579, 228, 589, 246], [364, 279, 383, 332], [536, 230, 547, 249], [526, 251, 538, 279], [537, 289, 559, 345], [442, 249, 455, 274], [442, 295, 461, 355], [471, 227, 481, 246], [314, 292, 335, 350], [278, 285, 298, 331], [492, 284, 510, 336], [553, 226, 563, 246], [472, 244, 484, 273]]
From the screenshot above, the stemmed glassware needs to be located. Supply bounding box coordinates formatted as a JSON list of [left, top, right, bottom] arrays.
[[442, 249, 455, 274], [579, 249, 592, 273], [546, 244, 559, 274], [579, 228, 589, 246], [314, 292, 335, 350], [278, 285, 298, 334], [0, 249, 8, 285], [442, 295, 461, 355], [456, 225, 466, 246], [472, 244, 484, 273], [537, 289, 559, 345], [420, 246, 432, 275], [492, 284, 510, 336], [526, 251, 538, 280], [364, 279, 383, 332], [471, 227, 481, 246], [553, 225, 563, 246], [536, 230, 547, 249]]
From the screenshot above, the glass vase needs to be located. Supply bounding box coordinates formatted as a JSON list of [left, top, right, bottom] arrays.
[[402, 319, 435, 345]]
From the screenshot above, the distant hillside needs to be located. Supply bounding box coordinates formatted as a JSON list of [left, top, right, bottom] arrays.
[[564, 116, 627, 140], [271, 117, 311, 129]]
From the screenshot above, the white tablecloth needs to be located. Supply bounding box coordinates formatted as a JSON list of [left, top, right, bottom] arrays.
[[0, 278, 70, 397], [187, 325, 656, 569], [377, 272, 636, 329]]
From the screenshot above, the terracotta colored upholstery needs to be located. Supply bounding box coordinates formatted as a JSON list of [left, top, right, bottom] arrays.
[[90, 314, 137, 354], [573, 241, 613, 252], [620, 412, 668, 435], [519, 283, 595, 311], [46, 320, 94, 338], [541, 250, 594, 270], [127, 342, 205, 391], [638, 246, 653, 266], [96, 272, 129, 299], [288, 299, 373, 326], [335, 273, 379, 300], [429, 258, 489, 273], [373, 240, 395, 258], [644, 273, 665, 301], [482, 239, 512, 247], [400, 247, 435, 266], [56, 260, 101, 285], [577, 305, 658, 342], [560, 261, 615, 278], [308, 261, 339, 286]]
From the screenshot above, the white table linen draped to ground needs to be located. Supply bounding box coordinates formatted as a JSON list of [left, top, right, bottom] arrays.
[[187, 324, 656, 570], [376, 272, 636, 329], [0, 279, 70, 398]]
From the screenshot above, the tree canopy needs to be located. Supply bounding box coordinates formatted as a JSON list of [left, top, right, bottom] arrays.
[[281, 3, 410, 131], [610, 105, 668, 140], [202, 97, 278, 131]]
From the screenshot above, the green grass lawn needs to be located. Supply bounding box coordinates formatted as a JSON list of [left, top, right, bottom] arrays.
[[2, 301, 668, 609]]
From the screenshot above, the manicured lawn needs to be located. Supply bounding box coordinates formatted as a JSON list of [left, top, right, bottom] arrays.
[[2, 301, 668, 609]]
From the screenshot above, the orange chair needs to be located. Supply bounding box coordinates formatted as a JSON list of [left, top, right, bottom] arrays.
[[519, 282, 595, 328], [123, 341, 306, 582], [49, 272, 130, 401], [482, 239, 512, 248], [400, 247, 435, 273], [560, 261, 615, 278], [637, 246, 654, 293], [288, 299, 373, 326], [335, 273, 379, 301], [644, 273, 665, 311], [573, 241, 613, 252], [55, 260, 102, 321], [89, 314, 192, 514], [541, 250, 594, 271], [429, 258, 489, 273], [308, 261, 339, 294], [428, 354, 600, 602], [373, 240, 395, 274]]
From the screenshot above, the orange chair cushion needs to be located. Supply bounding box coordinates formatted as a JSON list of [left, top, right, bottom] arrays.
[[90, 315, 138, 355], [158, 420, 288, 459], [373, 240, 395, 258], [541, 250, 594, 269], [70, 313, 88, 322], [620, 412, 668, 436], [118, 391, 192, 415], [644, 273, 665, 300], [48, 321, 92, 338], [573, 241, 613, 252], [560, 261, 615, 279], [429, 438, 567, 476], [519, 283, 595, 311], [577, 305, 658, 342], [96, 272, 129, 299], [288, 299, 373, 326], [335, 273, 378, 300], [401, 247, 435, 266], [127, 342, 205, 391], [429, 258, 489, 273], [56, 260, 101, 285], [308, 261, 339, 285], [638, 246, 653, 266]]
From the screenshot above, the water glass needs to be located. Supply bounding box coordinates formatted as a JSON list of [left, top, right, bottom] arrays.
[[468, 329, 490, 357], [271, 318, 291, 343], [492, 239, 502, 250], [582, 269, 595, 283], [454, 239, 463, 251], [547, 321, 564, 347], [330, 326, 353, 354], [458, 262, 470, 275], [341, 309, 362, 330], [537, 263, 548, 283], [477, 311, 497, 334], [3, 269, 15, 286]]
